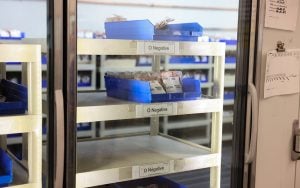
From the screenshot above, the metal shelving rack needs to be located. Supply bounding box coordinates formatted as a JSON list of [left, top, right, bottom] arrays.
[[75, 38, 225, 188], [0, 44, 42, 188]]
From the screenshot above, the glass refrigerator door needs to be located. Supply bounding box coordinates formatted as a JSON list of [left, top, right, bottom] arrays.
[[75, 1, 238, 188]]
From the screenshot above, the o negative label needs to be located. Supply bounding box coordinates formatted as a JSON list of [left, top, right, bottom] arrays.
[[139, 162, 170, 177], [138, 41, 179, 54], [142, 103, 174, 116]]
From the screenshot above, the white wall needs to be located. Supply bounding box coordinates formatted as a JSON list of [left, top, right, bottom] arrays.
[[0, 0, 238, 38]]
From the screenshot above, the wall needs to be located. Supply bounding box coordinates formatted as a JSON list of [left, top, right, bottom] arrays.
[[0, 0, 238, 38]]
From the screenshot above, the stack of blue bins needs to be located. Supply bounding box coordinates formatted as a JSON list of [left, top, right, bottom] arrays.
[[154, 22, 203, 41], [0, 149, 13, 187], [105, 20, 154, 40]]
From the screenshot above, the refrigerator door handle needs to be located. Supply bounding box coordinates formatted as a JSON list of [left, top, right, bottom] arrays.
[[54, 89, 65, 188], [245, 83, 259, 164]]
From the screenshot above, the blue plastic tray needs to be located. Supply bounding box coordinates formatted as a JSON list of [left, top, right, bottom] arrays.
[[77, 123, 92, 131], [113, 176, 186, 188], [105, 20, 154, 40], [219, 39, 237, 45], [224, 91, 235, 99], [225, 57, 236, 64], [0, 32, 25, 40], [105, 76, 201, 103], [0, 79, 27, 115], [0, 149, 13, 187], [155, 22, 203, 36]]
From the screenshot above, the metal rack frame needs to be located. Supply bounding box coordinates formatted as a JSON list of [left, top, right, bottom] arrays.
[[75, 38, 225, 188], [0, 44, 42, 188]]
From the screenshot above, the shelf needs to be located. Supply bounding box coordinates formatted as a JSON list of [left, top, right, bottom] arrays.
[[165, 63, 212, 70], [0, 115, 40, 135], [76, 92, 223, 123], [224, 81, 235, 87], [223, 115, 234, 123], [76, 134, 220, 187], [223, 99, 234, 105], [99, 66, 152, 72], [102, 126, 150, 137], [78, 63, 95, 71], [163, 119, 211, 130], [78, 39, 226, 56], [77, 86, 96, 91], [225, 64, 236, 69], [201, 82, 213, 88], [6, 64, 95, 72]]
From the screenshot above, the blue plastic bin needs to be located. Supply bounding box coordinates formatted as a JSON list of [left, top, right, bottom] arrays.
[[154, 22, 202, 41], [0, 79, 27, 115], [225, 56, 236, 64], [105, 20, 154, 40], [219, 39, 237, 45], [113, 176, 186, 188], [0, 149, 13, 187], [155, 22, 203, 36], [0, 32, 25, 40], [77, 123, 92, 131], [224, 91, 235, 100], [105, 76, 201, 103]]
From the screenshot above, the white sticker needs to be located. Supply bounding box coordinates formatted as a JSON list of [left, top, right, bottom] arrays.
[[137, 41, 179, 55], [136, 103, 177, 117], [139, 162, 170, 177]]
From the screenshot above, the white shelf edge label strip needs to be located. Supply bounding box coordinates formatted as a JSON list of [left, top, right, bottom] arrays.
[[137, 41, 179, 55], [132, 161, 174, 178], [136, 103, 177, 117]]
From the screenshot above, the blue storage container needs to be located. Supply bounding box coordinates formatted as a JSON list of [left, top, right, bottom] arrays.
[[0, 149, 13, 187], [155, 22, 203, 36], [224, 91, 235, 100], [105, 76, 201, 103], [219, 39, 237, 45], [0, 32, 25, 40], [0, 79, 27, 115], [77, 123, 92, 131], [113, 176, 186, 188], [225, 56, 236, 64], [154, 22, 202, 41], [105, 20, 154, 40]]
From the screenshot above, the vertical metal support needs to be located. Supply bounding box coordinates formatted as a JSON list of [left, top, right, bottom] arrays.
[[47, 0, 64, 187], [150, 55, 161, 136], [27, 47, 42, 187], [210, 55, 225, 188], [0, 64, 6, 150], [63, 0, 77, 187], [21, 64, 28, 163]]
